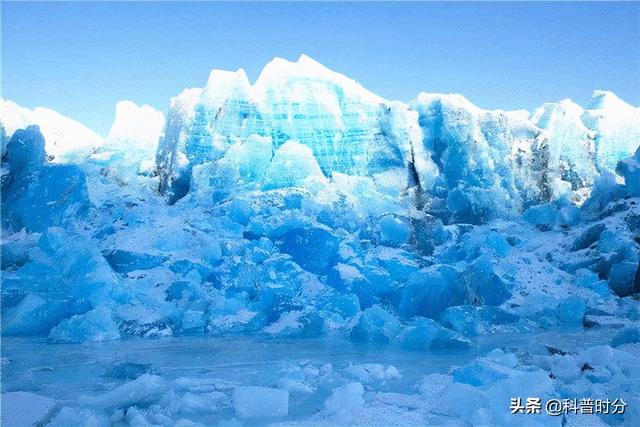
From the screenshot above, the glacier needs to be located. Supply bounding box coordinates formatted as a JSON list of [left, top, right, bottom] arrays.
[[1, 55, 640, 426]]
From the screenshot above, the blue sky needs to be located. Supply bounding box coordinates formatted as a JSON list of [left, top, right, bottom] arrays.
[[2, 1, 639, 136]]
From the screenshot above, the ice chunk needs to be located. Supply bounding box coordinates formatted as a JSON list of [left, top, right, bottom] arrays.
[[523, 203, 558, 228], [181, 310, 208, 334], [483, 231, 512, 258], [345, 364, 401, 383], [327, 263, 368, 293], [208, 297, 266, 335], [232, 386, 289, 418], [462, 255, 512, 306], [274, 223, 339, 275], [176, 391, 225, 414], [575, 225, 640, 296], [49, 307, 120, 343], [394, 317, 471, 350], [262, 140, 327, 190], [536, 296, 586, 327], [324, 382, 365, 414], [350, 305, 402, 343], [323, 293, 361, 319], [156, 88, 204, 203], [1, 293, 72, 336], [608, 261, 639, 296], [375, 214, 410, 246], [7, 164, 90, 232], [79, 374, 167, 409], [580, 170, 627, 220], [453, 351, 518, 386], [103, 249, 167, 273], [2, 127, 91, 232], [398, 264, 465, 319], [263, 310, 326, 337], [47, 407, 110, 427], [611, 326, 640, 347], [352, 265, 395, 309], [440, 305, 518, 337], [225, 135, 273, 186], [616, 146, 640, 197], [571, 223, 606, 251], [369, 246, 421, 281], [575, 269, 612, 299], [558, 204, 580, 227], [1, 391, 57, 427], [2, 125, 46, 172]]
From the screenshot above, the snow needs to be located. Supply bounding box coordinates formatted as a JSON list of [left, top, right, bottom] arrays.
[[0, 98, 103, 163], [107, 100, 164, 150]]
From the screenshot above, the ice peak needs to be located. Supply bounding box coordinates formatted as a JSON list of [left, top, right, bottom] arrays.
[[107, 100, 164, 149], [258, 54, 331, 78], [530, 98, 585, 127], [587, 90, 634, 112], [0, 98, 103, 163], [296, 54, 333, 73], [202, 68, 251, 105], [412, 92, 484, 116], [254, 54, 385, 104], [205, 68, 250, 86]]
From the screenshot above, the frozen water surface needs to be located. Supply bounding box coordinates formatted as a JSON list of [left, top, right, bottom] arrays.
[[1, 326, 632, 425]]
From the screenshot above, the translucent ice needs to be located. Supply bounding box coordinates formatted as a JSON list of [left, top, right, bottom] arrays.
[[350, 305, 402, 343], [1, 126, 91, 232], [232, 386, 289, 419], [49, 307, 121, 343], [262, 140, 327, 190], [582, 91, 640, 171], [79, 374, 168, 409], [394, 317, 471, 350], [398, 264, 464, 319], [324, 382, 365, 414], [617, 146, 640, 197]]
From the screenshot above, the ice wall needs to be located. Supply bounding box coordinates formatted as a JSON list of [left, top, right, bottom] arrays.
[[156, 55, 433, 204], [154, 56, 639, 225]]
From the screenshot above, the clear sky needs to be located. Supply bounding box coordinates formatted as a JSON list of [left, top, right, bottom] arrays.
[[2, 1, 639, 136]]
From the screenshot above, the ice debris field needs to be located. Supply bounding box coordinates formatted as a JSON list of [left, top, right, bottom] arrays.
[[1, 55, 640, 426]]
